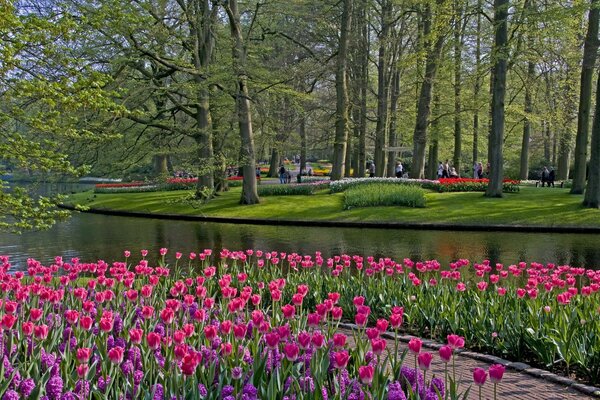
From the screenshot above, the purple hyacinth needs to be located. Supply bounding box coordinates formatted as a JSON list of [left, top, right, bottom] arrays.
[[46, 375, 63, 400], [60, 392, 76, 400], [242, 384, 257, 400], [121, 360, 134, 376], [387, 381, 407, 400], [222, 385, 234, 398], [98, 376, 111, 393], [19, 378, 35, 397], [2, 390, 19, 400], [75, 379, 90, 398], [198, 384, 208, 398], [151, 384, 164, 400]]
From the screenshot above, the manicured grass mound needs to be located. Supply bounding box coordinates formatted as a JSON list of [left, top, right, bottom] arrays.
[[258, 181, 329, 196], [343, 183, 426, 209]]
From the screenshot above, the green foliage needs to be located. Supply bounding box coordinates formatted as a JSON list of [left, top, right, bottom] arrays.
[[257, 182, 329, 196], [343, 183, 426, 209]]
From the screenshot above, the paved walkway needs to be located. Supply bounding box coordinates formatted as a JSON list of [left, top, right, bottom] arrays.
[[339, 328, 598, 399]]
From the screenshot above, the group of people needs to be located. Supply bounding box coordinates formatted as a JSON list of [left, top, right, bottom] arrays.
[[278, 164, 293, 184], [437, 160, 460, 179], [472, 161, 490, 179], [367, 161, 405, 178], [540, 166, 556, 187]]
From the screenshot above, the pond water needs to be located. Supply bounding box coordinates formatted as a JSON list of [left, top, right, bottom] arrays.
[[1, 211, 600, 271]]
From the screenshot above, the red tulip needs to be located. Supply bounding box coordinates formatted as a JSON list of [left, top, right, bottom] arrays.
[[408, 338, 422, 355], [489, 364, 505, 383], [418, 352, 433, 370], [108, 346, 124, 364], [359, 365, 375, 384], [439, 345, 453, 363], [473, 368, 487, 386]]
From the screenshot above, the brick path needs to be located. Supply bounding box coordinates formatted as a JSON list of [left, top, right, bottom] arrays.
[[338, 328, 598, 399]]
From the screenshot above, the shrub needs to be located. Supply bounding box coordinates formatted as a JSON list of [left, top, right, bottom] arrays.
[[343, 183, 426, 209], [330, 177, 432, 193], [258, 181, 329, 196]]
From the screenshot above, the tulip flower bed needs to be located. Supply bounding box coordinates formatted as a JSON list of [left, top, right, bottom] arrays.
[[0, 250, 598, 400], [435, 179, 520, 193]]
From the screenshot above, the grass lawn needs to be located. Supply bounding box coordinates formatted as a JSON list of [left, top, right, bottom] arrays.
[[66, 186, 600, 227]]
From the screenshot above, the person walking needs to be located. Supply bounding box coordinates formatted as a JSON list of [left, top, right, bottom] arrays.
[[473, 162, 478, 179], [369, 162, 376, 177], [279, 164, 286, 184], [442, 160, 450, 178], [395, 162, 404, 178], [437, 162, 443, 179]]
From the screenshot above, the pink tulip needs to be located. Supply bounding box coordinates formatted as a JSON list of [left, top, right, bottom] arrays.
[[1, 314, 17, 330], [389, 313, 403, 329], [354, 313, 367, 327], [76, 348, 92, 363], [333, 333, 347, 348], [376, 319, 389, 332], [473, 368, 487, 386], [283, 343, 299, 362], [439, 345, 453, 363], [281, 304, 295, 319], [265, 332, 280, 348], [418, 352, 433, 370], [489, 364, 505, 383], [359, 365, 375, 384], [447, 334, 465, 349], [34, 324, 49, 340], [108, 346, 124, 364], [371, 338, 386, 355], [147, 332, 161, 350], [333, 350, 350, 369], [408, 338, 422, 355]]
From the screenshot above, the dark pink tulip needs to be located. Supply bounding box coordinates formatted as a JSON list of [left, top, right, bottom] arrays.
[[284, 343, 299, 362], [333, 333, 347, 348], [333, 350, 350, 369], [265, 332, 280, 348], [281, 304, 295, 319], [76, 348, 92, 363], [355, 313, 367, 327], [34, 324, 49, 340], [29, 308, 43, 322], [108, 346, 124, 364], [147, 332, 161, 350], [77, 364, 89, 378], [311, 331, 326, 348], [418, 352, 433, 370], [408, 338, 422, 355], [439, 345, 453, 363], [359, 365, 375, 384], [447, 334, 465, 350], [65, 310, 79, 325], [22, 321, 34, 336], [371, 338, 386, 355], [473, 368, 487, 386], [376, 319, 389, 332], [489, 364, 505, 383], [331, 307, 343, 320], [79, 316, 93, 330]]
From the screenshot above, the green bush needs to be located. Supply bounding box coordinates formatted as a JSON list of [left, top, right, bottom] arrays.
[[343, 183, 426, 209], [258, 182, 329, 196]]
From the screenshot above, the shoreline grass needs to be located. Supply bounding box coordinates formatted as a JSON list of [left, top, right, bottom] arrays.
[[66, 186, 600, 228]]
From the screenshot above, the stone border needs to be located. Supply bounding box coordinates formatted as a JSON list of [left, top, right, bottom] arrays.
[[337, 322, 600, 398], [58, 204, 600, 234]]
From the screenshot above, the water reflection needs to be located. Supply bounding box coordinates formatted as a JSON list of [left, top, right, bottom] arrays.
[[0, 212, 599, 271]]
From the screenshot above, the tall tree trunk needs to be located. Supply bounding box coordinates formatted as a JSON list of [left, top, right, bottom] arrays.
[[374, 0, 392, 177], [268, 149, 280, 177], [485, 0, 509, 198], [331, 0, 353, 180], [153, 154, 169, 176], [355, 0, 368, 177], [345, 135, 353, 176], [387, 68, 401, 176], [427, 95, 441, 179], [572, 0, 600, 194], [473, 0, 482, 165], [543, 120, 551, 163], [224, 0, 259, 204], [519, 60, 535, 180], [583, 72, 600, 207], [453, 0, 463, 174], [411, 1, 446, 179], [299, 116, 307, 174], [195, 87, 215, 196], [557, 132, 572, 180]]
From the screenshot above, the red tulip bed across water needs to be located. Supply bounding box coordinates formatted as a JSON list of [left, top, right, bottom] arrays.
[[0, 249, 599, 400]]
